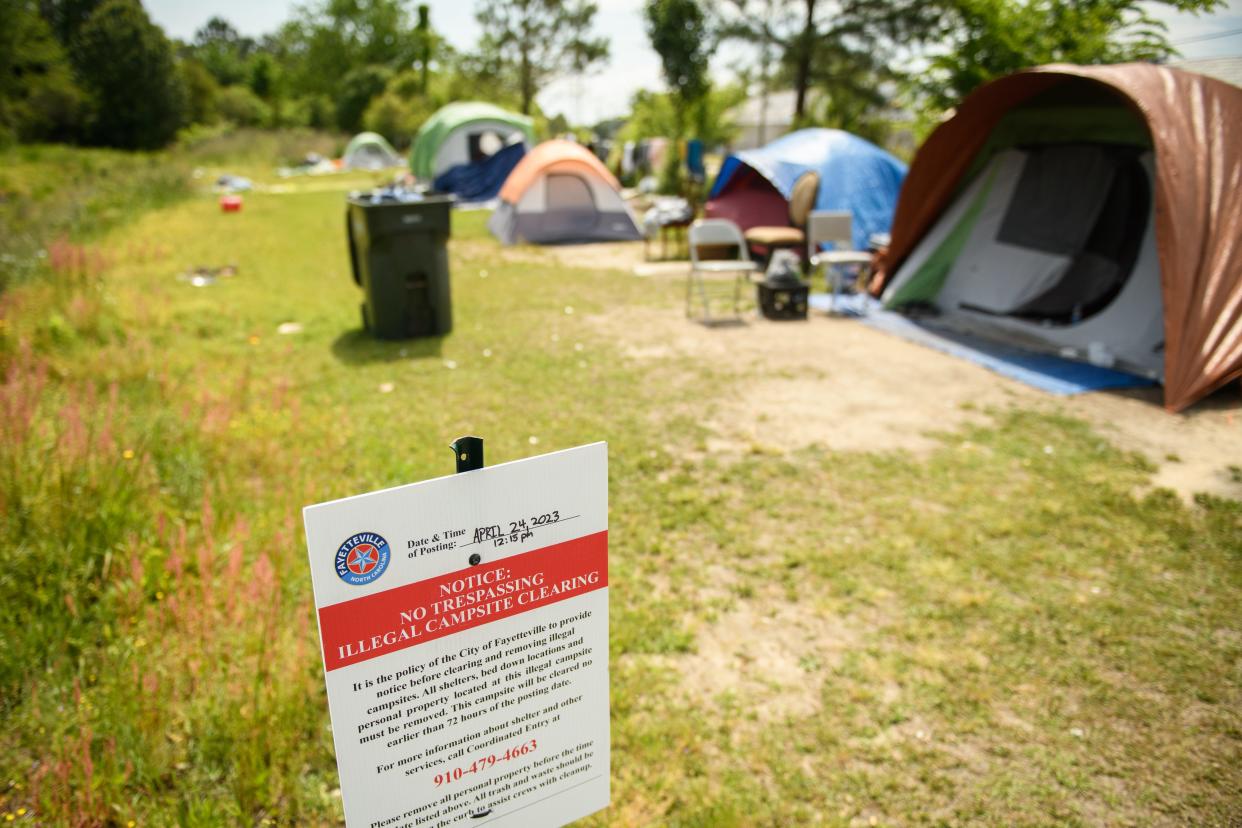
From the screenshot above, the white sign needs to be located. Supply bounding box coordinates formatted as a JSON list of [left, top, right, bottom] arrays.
[[303, 443, 609, 828]]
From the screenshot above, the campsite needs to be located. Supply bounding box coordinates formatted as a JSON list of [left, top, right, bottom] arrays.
[[1, 0, 1240, 826]]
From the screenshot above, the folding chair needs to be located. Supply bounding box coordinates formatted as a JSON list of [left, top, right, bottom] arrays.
[[807, 211, 872, 312], [686, 218, 759, 321]]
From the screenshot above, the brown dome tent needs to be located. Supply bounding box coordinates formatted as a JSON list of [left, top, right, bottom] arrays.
[[874, 64, 1242, 411]]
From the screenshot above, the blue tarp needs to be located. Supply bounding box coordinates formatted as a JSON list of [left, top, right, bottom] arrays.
[[709, 129, 907, 251], [433, 142, 527, 202], [685, 139, 705, 180]]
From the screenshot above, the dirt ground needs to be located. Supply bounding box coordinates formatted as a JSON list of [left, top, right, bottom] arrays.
[[583, 242, 1242, 502]]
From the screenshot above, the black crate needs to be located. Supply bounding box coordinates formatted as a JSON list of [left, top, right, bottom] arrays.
[[757, 281, 809, 320]]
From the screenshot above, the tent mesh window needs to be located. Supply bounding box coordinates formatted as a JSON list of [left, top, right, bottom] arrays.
[[992, 144, 1151, 326]]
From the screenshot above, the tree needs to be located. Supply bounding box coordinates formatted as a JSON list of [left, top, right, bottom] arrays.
[[716, 0, 941, 122], [644, 0, 710, 136], [275, 0, 418, 100], [645, 0, 712, 193], [73, 0, 185, 149], [37, 0, 106, 44], [474, 0, 609, 115], [335, 64, 391, 132], [621, 85, 744, 147], [190, 16, 256, 87], [0, 0, 85, 143], [924, 0, 1224, 109], [248, 51, 277, 100]]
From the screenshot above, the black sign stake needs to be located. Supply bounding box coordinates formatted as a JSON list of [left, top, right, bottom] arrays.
[[451, 435, 485, 566]]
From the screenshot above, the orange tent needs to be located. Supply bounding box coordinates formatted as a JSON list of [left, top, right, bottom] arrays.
[[489, 141, 642, 245]]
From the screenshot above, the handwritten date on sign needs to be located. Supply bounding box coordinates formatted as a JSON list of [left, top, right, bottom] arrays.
[[473, 513, 562, 547]]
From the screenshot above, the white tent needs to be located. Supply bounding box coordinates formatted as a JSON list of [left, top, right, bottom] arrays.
[[341, 132, 402, 170]]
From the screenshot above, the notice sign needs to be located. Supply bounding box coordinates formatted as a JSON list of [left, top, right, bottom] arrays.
[[303, 443, 609, 828]]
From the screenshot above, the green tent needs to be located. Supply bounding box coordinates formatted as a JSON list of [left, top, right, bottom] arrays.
[[342, 132, 402, 170], [409, 102, 535, 181]]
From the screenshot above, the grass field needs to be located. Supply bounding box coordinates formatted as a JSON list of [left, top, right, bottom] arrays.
[[0, 146, 1238, 827]]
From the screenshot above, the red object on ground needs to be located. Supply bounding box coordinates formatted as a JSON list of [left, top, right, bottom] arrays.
[[219, 195, 243, 212]]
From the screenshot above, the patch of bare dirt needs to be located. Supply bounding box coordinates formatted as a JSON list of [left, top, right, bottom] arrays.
[[653, 595, 861, 722], [591, 304, 1242, 501], [544, 240, 648, 272]]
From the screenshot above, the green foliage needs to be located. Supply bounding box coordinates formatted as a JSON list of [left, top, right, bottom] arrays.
[[657, 142, 683, 194], [0, 144, 189, 291], [274, 0, 423, 100], [923, 0, 1224, 109], [189, 15, 256, 87], [717, 0, 941, 124], [0, 0, 85, 143], [334, 64, 392, 133], [214, 84, 271, 128], [247, 51, 277, 100], [645, 0, 711, 135], [789, 39, 895, 145], [474, 0, 610, 115], [621, 85, 744, 147], [361, 72, 439, 148], [73, 0, 187, 149], [38, 0, 106, 43], [179, 59, 221, 126]]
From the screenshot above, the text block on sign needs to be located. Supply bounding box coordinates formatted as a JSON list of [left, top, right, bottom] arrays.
[[304, 443, 609, 828]]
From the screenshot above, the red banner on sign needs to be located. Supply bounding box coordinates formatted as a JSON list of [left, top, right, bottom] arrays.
[[318, 531, 608, 671]]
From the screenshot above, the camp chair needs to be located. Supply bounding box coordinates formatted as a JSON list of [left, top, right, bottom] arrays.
[[808, 211, 871, 312], [743, 171, 820, 263], [687, 219, 759, 321]]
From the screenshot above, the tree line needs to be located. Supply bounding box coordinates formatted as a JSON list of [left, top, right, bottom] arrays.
[[0, 0, 1221, 153], [645, 0, 1220, 149], [0, 0, 610, 150]]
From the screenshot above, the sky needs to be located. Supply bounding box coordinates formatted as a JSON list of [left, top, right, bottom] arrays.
[[146, 0, 1242, 124]]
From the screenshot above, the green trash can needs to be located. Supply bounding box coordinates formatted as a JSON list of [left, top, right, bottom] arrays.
[[346, 192, 453, 339]]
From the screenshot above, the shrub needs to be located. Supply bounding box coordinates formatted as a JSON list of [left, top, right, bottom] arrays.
[[214, 85, 271, 128], [334, 65, 392, 133]]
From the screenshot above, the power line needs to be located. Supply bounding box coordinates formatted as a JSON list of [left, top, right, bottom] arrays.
[[1171, 26, 1242, 45]]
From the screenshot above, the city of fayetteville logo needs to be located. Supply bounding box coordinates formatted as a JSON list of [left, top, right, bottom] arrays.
[[334, 532, 391, 586]]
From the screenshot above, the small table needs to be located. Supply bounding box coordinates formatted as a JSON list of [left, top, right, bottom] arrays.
[[645, 218, 692, 261]]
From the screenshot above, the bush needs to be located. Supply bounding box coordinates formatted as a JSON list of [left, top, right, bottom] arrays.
[[0, 0, 86, 143], [362, 96, 437, 150], [215, 85, 271, 128], [335, 65, 392, 133], [180, 58, 221, 126]]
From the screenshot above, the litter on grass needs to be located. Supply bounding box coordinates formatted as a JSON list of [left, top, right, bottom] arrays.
[[177, 264, 238, 287]]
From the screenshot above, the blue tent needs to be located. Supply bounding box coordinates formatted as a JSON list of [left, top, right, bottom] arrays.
[[433, 142, 527, 202], [707, 129, 907, 251]]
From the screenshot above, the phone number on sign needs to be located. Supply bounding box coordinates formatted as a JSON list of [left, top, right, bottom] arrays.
[[433, 740, 537, 786]]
